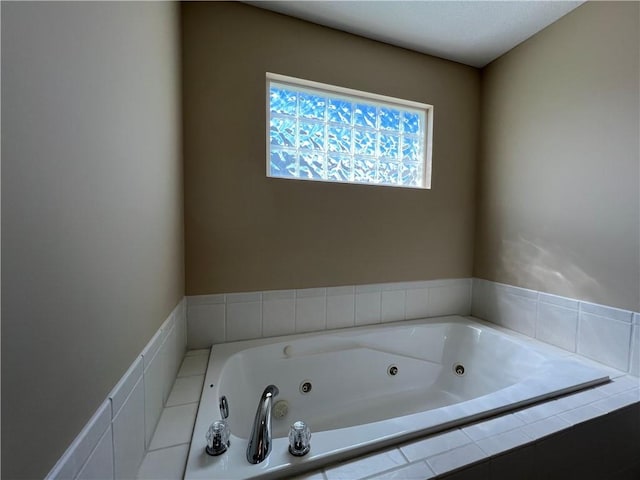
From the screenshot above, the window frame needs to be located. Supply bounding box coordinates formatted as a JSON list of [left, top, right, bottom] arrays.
[[265, 72, 434, 189]]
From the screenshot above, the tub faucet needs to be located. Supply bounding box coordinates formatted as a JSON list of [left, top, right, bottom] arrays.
[[246, 384, 279, 464]]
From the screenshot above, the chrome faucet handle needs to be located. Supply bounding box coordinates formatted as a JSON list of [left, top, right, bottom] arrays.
[[288, 421, 311, 456], [205, 420, 230, 456]]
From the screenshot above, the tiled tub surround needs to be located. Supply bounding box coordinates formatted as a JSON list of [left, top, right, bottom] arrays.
[[186, 278, 473, 347], [185, 316, 612, 480], [471, 279, 640, 375], [45, 300, 188, 480]]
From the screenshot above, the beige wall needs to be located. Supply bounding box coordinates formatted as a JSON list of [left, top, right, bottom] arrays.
[[475, 2, 640, 311], [182, 2, 480, 295], [1, 2, 184, 478]]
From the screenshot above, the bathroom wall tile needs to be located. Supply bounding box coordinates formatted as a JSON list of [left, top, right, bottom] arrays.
[[355, 291, 381, 325], [405, 287, 429, 319], [634, 313, 640, 324], [324, 448, 406, 480], [148, 403, 198, 451], [185, 349, 209, 357], [226, 291, 261, 303], [187, 293, 225, 306], [493, 292, 536, 337], [327, 285, 354, 296], [427, 283, 471, 317], [381, 289, 405, 322], [538, 292, 579, 310], [226, 301, 262, 341], [536, 302, 578, 352], [174, 301, 187, 361], [490, 446, 535, 480], [141, 328, 164, 370], [470, 278, 495, 321], [113, 377, 145, 480], [296, 289, 327, 333], [475, 428, 532, 456], [76, 426, 114, 480], [46, 400, 112, 480], [161, 325, 180, 403], [629, 325, 639, 376], [518, 415, 570, 440], [143, 348, 166, 448], [580, 302, 633, 323], [187, 303, 225, 348], [400, 429, 471, 462], [289, 472, 327, 480], [367, 460, 435, 479], [497, 282, 538, 299], [355, 284, 382, 294], [177, 353, 208, 377], [425, 443, 486, 476], [326, 291, 355, 330], [461, 414, 524, 442], [577, 313, 631, 371], [136, 444, 189, 480], [263, 291, 295, 337], [166, 375, 204, 407], [109, 356, 143, 417]]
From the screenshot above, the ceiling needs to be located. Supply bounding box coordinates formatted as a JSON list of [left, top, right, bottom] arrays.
[[246, 1, 584, 68]]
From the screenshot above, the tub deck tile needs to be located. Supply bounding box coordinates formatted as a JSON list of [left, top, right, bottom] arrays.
[[425, 443, 486, 476], [324, 448, 406, 480], [365, 460, 436, 479], [461, 414, 525, 442]]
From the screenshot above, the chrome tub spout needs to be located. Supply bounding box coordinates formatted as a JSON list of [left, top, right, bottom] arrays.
[[246, 385, 279, 464]]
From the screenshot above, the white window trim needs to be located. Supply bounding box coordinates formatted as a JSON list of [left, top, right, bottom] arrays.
[[265, 72, 434, 189]]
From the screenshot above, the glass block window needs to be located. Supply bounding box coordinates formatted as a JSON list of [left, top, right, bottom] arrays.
[[267, 73, 433, 189]]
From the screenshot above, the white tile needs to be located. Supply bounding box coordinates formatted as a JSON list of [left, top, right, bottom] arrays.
[[596, 375, 639, 395], [558, 404, 605, 425], [513, 400, 565, 424], [113, 377, 145, 480], [162, 326, 180, 402], [538, 293, 579, 310], [577, 313, 632, 371], [187, 294, 225, 306], [355, 284, 382, 294], [143, 350, 166, 448], [427, 284, 471, 317], [355, 291, 381, 325], [136, 444, 189, 480], [296, 293, 326, 333], [166, 375, 204, 407], [634, 313, 640, 324], [367, 461, 436, 479], [296, 287, 327, 298], [326, 293, 355, 329], [185, 349, 209, 357], [46, 400, 112, 480], [263, 296, 295, 337], [226, 291, 261, 303], [141, 329, 164, 370], [177, 354, 208, 377], [536, 302, 578, 352], [324, 448, 406, 480], [187, 303, 225, 348], [400, 429, 471, 462], [494, 292, 537, 337], [327, 285, 354, 296], [519, 415, 571, 440], [592, 389, 640, 413], [405, 287, 429, 320], [226, 301, 262, 341], [630, 325, 639, 376], [497, 283, 538, 299], [148, 403, 198, 451], [289, 471, 326, 480], [76, 426, 114, 480], [381, 289, 405, 322], [425, 443, 486, 476], [553, 387, 607, 411], [580, 302, 633, 323], [264, 289, 295, 301], [174, 302, 187, 360], [461, 414, 525, 442], [471, 278, 494, 321], [475, 428, 532, 456], [109, 356, 143, 417]]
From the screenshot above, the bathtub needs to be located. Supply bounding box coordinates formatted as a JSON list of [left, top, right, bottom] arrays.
[[184, 316, 609, 479]]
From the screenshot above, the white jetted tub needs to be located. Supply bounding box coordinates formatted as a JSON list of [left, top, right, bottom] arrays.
[[185, 316, 609, 479]]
